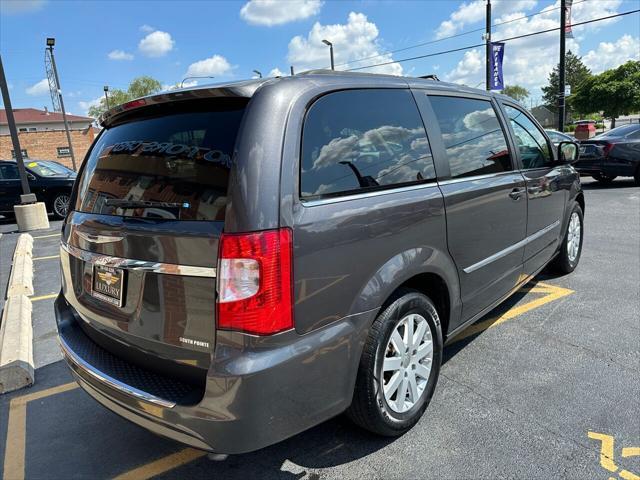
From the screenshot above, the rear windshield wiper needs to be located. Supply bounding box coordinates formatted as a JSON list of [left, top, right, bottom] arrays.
[[104, 199, 189, 209]]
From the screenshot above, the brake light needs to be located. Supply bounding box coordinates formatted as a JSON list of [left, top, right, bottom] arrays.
[[217, 228, 293, 335], [602, 142, 615, 157], [122, 99, 147, 110]]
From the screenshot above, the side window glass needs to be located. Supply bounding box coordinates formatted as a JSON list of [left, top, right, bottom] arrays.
[[301, 89, 435, 199], [429, 96, 512, 179], [504, 105, 553, 169], [0, 164, 20, 180]]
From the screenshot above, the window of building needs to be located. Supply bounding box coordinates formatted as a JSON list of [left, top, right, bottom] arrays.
[[10, 149, 28, 160], [57, 146, 71, 157], [18, 127, 27, 132], [429, 96, 512, 179], [301, 89, 435, 199], [504, 105, 553, 169], [28, 127, 37, 132]]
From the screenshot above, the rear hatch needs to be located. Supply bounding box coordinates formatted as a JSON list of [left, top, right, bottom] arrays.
[[60, 97, 248, 382]]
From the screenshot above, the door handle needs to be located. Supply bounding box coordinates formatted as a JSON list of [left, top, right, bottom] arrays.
[[509, 188, 525, 200]]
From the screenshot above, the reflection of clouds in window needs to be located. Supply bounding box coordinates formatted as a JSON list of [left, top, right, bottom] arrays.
[[430, 96, 511, 179]]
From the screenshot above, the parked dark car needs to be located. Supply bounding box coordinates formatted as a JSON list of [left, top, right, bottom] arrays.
[[575, 123, 640, 185], [55, 71, 584, 455], [0, 159, 76, 218]]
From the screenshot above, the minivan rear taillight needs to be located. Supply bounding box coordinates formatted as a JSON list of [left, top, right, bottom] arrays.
[[217, 228, 293, 335]]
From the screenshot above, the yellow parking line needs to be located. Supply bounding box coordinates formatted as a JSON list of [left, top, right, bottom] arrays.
[[452, 282, 574, 343], [32, 255, 60, 261], [32, 233, 60, 239], [3, 383, 79, 480], [112, 448, 207, 480], [31, 293, 58, 302]]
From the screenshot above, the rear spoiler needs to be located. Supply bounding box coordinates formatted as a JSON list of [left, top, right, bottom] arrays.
[[99, 79, 268, 128]]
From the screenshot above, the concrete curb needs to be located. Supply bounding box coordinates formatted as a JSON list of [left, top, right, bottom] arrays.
[[8, 251, 34, 297], [0, 295, 34, 393], [0, 232, 36, 394]]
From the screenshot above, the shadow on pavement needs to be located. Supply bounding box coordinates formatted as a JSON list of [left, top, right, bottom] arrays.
[[581, 178, 637, 190]]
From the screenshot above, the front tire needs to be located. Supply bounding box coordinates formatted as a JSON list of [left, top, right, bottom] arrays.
[[592, 173, 616, 184], [52, 193, 70, 219], [346, 289, 443, 437], [550, 202, 583, 274]]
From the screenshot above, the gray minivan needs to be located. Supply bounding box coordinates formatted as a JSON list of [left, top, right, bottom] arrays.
[[55, 71, 584, 454]]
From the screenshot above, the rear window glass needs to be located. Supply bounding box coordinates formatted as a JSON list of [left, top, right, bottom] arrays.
[[301, 89, 435, 199], [75, 99, 247, 221]]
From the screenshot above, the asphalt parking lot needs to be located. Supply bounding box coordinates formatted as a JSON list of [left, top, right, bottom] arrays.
[[1, 178, 638, 480]]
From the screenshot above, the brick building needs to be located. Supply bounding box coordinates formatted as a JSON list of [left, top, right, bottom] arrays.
[[0, 108, 96, 170]]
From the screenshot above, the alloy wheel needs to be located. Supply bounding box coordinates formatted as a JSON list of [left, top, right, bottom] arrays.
[[54, 194, 70, 218], [381, 313, 433, 414], [567, 211, 581, 263]]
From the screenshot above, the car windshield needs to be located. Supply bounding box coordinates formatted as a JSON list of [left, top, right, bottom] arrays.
[[596, 124, 640, 138], [26, 161, 73, 177]]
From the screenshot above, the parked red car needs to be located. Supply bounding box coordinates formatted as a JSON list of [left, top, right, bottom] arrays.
[[574, 120, 596, 140]]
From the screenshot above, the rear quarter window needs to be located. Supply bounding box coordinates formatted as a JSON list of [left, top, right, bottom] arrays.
[[75, 98, 247, 221], [300, 89, 435, 199]]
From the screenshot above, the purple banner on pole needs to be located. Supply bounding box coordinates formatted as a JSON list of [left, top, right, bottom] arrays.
[[490, 42, 505, 91]]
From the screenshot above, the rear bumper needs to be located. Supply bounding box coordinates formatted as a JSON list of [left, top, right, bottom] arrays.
[[55, 294, 374, 454]]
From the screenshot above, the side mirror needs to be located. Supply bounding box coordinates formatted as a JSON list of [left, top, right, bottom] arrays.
[[558, 141, 579, 164]]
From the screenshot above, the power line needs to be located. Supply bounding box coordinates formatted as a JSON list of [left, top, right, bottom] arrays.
[[335, 0, 588, 69], [346, 9, 640, 72]]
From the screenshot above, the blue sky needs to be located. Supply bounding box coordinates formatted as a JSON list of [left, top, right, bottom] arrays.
[[1, 0, 638, 116]]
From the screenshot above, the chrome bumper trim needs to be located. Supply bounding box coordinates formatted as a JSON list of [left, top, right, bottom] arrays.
[[463, 220, 561, 274], [60, 242, 217, 278], [58, 335, 176, 409]]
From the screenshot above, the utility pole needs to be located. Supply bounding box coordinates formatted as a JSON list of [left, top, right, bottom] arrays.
[[0, 54, 32, 200], [290, 66, 295, 75], [558, 0, 567, 132], [103, 85, 110, 109], [486, 0, 491, 91], [46, 38, 77, 170]]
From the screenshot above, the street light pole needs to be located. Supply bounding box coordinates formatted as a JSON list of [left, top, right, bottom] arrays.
[[180, 76, 215, 88], [46, 38, 77, 171], [486, 0, 492, 91], [322, 39, 334, 70], [103, 85, 110, 109], [0, 54, 32, 200], [558, 0, 567, 132], [253, 70, 262, 78]]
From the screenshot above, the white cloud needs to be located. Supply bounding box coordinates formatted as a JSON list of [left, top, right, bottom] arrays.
[[0, 0, 45, 14], [269, 67, 285, 77], [582, 35, 640, 73], [436, 0, 536, 39], [25, 79, 49, 96], [78, 96, 102, 115], [138, 30, 174, 57], [444, 49, 483, 86], [287, 12, 402, 76], [161, 80, 199, 91], [240, 0, 322, 26], [108, 49, 134, 61], [185, 54, 232, 77], [140, 24, 154, 33], [444, 0, 627, 97]]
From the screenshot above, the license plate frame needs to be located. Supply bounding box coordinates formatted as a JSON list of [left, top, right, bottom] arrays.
[[91, 265, 125, 307]]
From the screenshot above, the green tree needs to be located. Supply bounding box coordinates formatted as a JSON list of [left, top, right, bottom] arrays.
[[502, 85, 530, 102], [572, 61, 640, 128], [88, 76, 162, 118], [541, 51, 591, 111]]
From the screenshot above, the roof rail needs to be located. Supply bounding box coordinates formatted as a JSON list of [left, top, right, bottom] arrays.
[[418, 74, 440, 81]]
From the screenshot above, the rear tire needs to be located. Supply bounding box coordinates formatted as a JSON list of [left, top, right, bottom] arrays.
[[346, 289, 442, 437], [550, 202, 583, 274], [592, 173, 616, 184]]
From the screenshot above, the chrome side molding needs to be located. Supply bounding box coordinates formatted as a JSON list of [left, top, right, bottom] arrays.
[[59, 335, 176, 408], [61, 242, 217, 278], [464, 220, 560, 274]]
